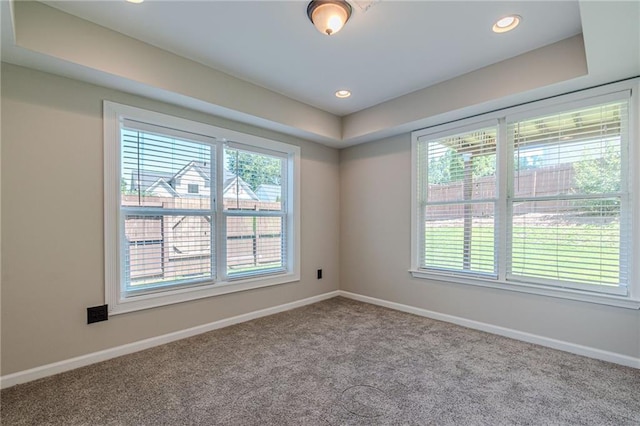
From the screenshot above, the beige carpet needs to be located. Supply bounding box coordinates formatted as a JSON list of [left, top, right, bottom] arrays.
[[2, 297, 639, 425]]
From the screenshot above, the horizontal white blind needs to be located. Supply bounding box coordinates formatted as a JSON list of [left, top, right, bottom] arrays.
[[122, 118, 217, 146], [419, 125, 498, 276], [121, 128, 215, 292], [507, 99, 629, 291], [223, 145, 287, 278]]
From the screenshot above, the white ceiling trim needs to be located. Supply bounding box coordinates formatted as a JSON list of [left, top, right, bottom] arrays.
[[2, 1, 638, 149]]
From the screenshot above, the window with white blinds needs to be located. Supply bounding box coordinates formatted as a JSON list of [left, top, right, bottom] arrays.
[[104, 102, 300, 314], [507, 98, 629, 293], [121, 123, 215, 297], [417, 123, 498, 277], [223, 144, 288, 279], [411, 85, 637, 303]]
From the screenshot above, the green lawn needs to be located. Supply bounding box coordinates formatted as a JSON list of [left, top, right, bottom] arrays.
[[424, 223, 620, 285], [424, 226, 495, 274]]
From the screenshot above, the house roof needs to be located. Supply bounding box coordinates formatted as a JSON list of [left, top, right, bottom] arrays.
[[131, 161, 213, 193], [223, 176, 259, 201], [130, 161, 258, 200], [129, 170, 174, 193], [255, 184, 281, 202], [172, 161, 211, 185], [146, 178, 179, 197]]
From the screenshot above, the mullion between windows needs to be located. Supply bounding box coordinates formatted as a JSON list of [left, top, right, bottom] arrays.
[[417, 142, 427, 271], [208, 147, 217, 284], [215, 142, 226, 282], [498, 117, 510, 282]]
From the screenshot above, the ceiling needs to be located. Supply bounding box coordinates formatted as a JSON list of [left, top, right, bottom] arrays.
[[39, 0, 582, 116], [1, 1, 639, 148]]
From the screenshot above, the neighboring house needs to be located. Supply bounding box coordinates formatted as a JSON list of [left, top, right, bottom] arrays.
[[169, 161, 211, 198], [255, 184, 281, 202], [129, 161, 258, 200]]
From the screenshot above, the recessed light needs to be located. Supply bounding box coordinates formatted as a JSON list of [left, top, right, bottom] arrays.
[[493, 15, 521, 33], [126, 0, 144, 4], [335, 90, 351, 98]]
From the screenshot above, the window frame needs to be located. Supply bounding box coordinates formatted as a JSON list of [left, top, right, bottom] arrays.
[[504, 91, 630, 295], [222, 142, 290, 281], [104, 101, 300, 315], [410, 80, 640, 309], [416, 119, 500, 279]]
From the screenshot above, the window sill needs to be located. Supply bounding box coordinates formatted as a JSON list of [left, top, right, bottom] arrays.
[[109, 272, 300, 315], [408, 269, 640, 310]]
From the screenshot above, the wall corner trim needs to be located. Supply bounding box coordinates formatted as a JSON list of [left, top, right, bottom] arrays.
[[0, 291, 340, 389], [337, 291, 640, 370]]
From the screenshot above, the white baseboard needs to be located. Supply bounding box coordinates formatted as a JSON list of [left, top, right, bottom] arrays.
[[0, 291, 340, 389], [337, 290, 640, 369], [3, 288, 637, 389]]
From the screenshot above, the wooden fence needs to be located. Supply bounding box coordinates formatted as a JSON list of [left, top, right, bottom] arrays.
[[122, 195, 282, 284], [426, 164, 575, 220]]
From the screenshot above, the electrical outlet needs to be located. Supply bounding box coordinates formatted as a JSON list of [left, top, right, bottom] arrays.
[[87, 305, 108, 324], [317, 269, 323, 279]]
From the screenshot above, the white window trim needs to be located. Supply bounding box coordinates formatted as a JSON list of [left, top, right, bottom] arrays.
[[410, 79, 640, 310], [104, 101, 300, 315]]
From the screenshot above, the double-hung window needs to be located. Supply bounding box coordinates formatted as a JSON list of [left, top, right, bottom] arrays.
[[223, 144, 289, 280], [104, 102, 300, 314], [506, 95, 629, 292], [412, 83, 639, 307], [416, 122, 498, 277]]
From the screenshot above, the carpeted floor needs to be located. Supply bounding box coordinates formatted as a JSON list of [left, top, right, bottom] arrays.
[[2, 297, 639, 425]]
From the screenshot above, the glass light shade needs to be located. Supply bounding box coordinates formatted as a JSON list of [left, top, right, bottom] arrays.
[[309, 2, 351, 36]]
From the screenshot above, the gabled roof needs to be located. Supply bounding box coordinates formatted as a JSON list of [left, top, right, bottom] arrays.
[[171, 161, 211, 186], [146, 178, 179, 197], [130, 162, 258, 200], [175, 161, 259, 200], [223, 168, 237, 187], [255, 184, 281, 202], [129, 170, 174, 193], [223, 176, 259, 201]]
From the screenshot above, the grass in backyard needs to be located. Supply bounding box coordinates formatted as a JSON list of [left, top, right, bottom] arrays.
[[228, 262, 283, 276], [424, 222, 620, 285]]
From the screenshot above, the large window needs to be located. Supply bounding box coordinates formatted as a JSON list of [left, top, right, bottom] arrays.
[[412, 84, 639, 307], [105, 102, 300, 314]]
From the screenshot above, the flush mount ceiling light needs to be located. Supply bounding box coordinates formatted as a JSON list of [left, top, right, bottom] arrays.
[[335, 89, 351, 98], [307, 0, 352, 36], [493, 15, 521, 33]]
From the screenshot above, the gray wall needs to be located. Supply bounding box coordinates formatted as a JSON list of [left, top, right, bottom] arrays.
[[2, 61, 639, 377], [339, 133, 640, 359], [1, 64, 340, 375]]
